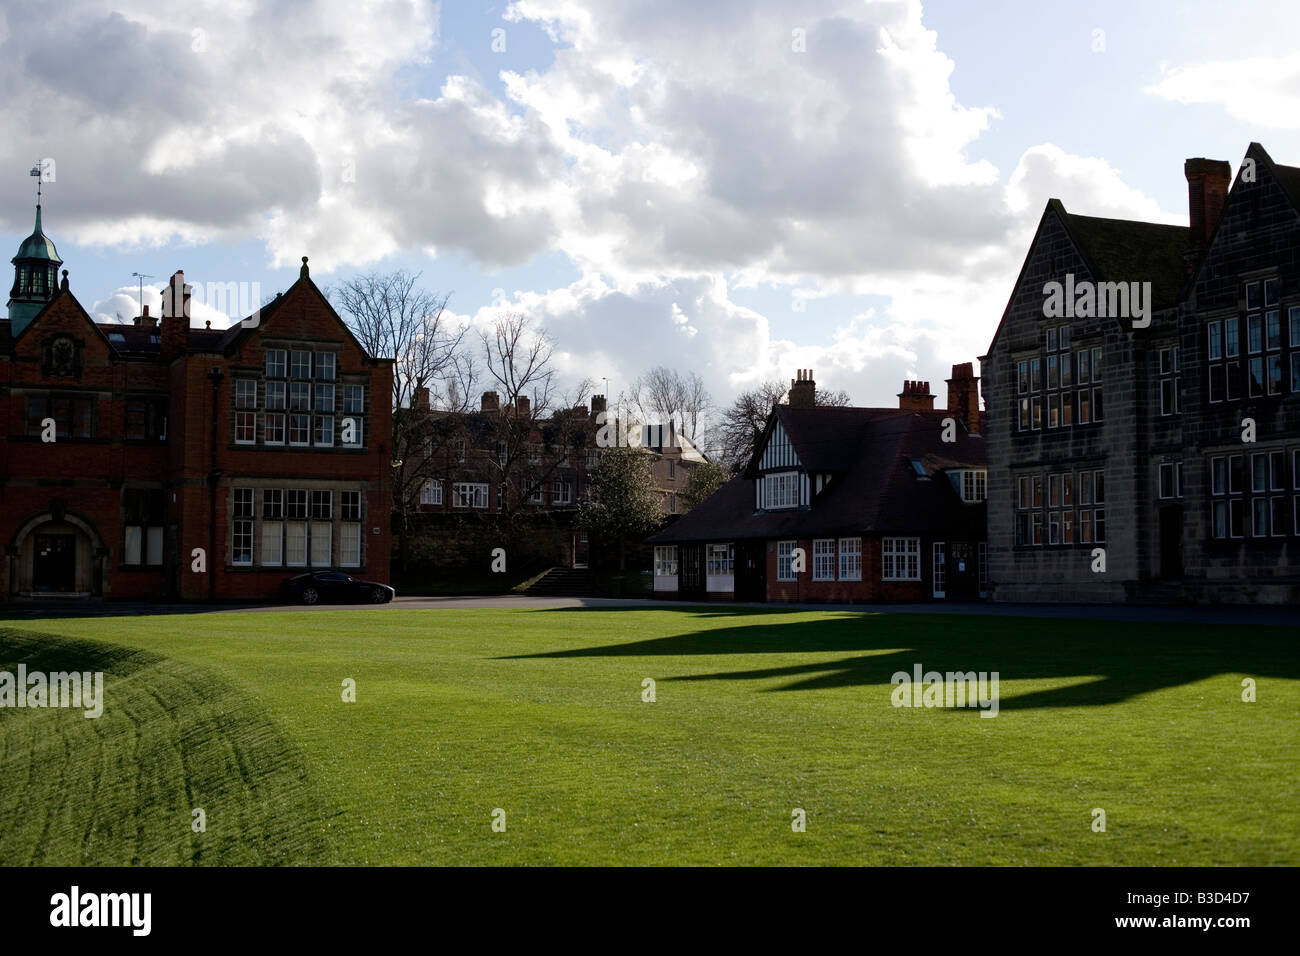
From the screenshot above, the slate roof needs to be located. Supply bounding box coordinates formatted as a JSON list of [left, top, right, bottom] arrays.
[[651, 406, 986, 544], [1054, 205, 1190, 311]]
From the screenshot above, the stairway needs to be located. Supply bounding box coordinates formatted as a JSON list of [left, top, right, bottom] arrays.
[[523, 567, 595, 597]]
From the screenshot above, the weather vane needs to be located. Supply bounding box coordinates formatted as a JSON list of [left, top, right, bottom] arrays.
[[29, 161, 44, 205]]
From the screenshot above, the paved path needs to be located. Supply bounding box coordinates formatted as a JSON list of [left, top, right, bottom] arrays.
[[1, 594, 1297, 627]]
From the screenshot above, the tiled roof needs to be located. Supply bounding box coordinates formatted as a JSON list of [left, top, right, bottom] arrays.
[[1056, 206, 1190, 311], [95, 323, 161, 352], [652, 406, 985, 543]]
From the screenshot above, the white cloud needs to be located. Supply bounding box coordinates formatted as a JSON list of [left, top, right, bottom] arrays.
[[1147, 53, 1300, 130], [6, 0, 1186, 417]]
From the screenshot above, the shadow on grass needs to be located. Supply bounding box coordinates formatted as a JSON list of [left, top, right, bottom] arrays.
[[503, 607, 1300, 710]]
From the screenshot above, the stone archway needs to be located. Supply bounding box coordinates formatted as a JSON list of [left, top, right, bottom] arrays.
[[9, 510, 105, 597]]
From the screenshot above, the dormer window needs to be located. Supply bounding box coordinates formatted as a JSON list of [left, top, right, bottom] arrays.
[[910, 459, 927, 477], [760, 470, 800, 509], [961, 469, 988, 502]]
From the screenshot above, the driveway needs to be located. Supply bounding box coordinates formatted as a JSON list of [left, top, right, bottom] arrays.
[[1, 593, 1297, 627]]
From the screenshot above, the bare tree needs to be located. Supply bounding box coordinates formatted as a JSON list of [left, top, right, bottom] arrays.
[[330, 270, 464, 410], [329, 270, 467, 572], [627, 366, 713, 443], [816, 386, 853, 407], [715, 379, 852, 469], [479, 312, 595, 523]]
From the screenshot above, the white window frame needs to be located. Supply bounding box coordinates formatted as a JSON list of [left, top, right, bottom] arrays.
[[261, 520, 283, 566], [420, 482, 443, 506], [961, 470, 987, 502], [454, 482, 489, 509], [706, 543, 734, 575], [812, 539, 836, 581], [882, 537, 921, 582], [265, 348, 287, 379], [285, 521, 308, 567], [234, 411, 257, 445], [837, 537, 862, 581], [553, 478, 573, 505], [315, 351, 337, 381], [932, 541, 946, 598], [340, 522, 361, 568], [654, 546, 678, 576], [763, 471, 800, 510], [777, 540, 797, 581], [235, 378, 258, 410], [310, 521, 332, 567]]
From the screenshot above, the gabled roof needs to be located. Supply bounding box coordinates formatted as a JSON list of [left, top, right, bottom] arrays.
[[1055, 206, 1189, 311], [652, 405, 985, 543], [210, 262, 382, 362], [745, 405, 892, 476], [10, 284, 119, 352], [985, 198, 1189, 359], [1250, 141, 1300, 213]]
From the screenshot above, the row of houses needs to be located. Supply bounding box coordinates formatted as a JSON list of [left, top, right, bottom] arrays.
[[5, 140, 1295, 604], [649, 142, 1300, 605], [408, 390, 705, 520]]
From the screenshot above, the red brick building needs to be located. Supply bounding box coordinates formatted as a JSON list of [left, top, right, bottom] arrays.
[[401, 390, 706, 571], [0, 205, 393, 601], [647, 367, 987, 603]]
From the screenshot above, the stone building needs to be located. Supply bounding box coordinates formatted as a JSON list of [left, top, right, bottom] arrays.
[[982, 143, 1300, 603]]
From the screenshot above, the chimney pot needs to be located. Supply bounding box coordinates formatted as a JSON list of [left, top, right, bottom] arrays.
[[898, 379, 935, 411], [788, 368, 816, 407]]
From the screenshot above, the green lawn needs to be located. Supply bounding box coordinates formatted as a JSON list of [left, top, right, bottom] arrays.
[[1, 607, 1297, 865]]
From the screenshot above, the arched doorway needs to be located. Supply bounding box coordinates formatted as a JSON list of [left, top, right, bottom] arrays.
[[10, 510, 104, 597]]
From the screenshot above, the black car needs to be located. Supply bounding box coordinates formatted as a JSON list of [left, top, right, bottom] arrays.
[[280, 570, 395, 605]]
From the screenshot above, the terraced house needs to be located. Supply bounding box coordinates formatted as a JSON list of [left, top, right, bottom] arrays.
[[0, 204, 393, 601], [648, 367, 987, 602], [983, 143, 1300, 603], [405, 390, 706, 569]]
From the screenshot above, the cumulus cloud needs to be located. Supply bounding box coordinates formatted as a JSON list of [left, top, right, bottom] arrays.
[[1147, 53, 1300, 130], [90, 283, 238, 329], [2, 0, 1184, 412]]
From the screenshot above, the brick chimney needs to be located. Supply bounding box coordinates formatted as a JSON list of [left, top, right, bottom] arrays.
[[159, 270, 191, 358], [788, 369, 816, 408], [414, 387, 431, 410], [481, 391, 500, 412], [945, 362, 981, 433], [591, 394, 607, 415], [515, 395, 531, 418], [897, 380, 934, 411], [132, 304, 157, 328], [1186, 158, 1231, 250]]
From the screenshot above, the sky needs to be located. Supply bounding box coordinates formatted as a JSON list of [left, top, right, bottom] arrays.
[[4, 0, 1300, 416]]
